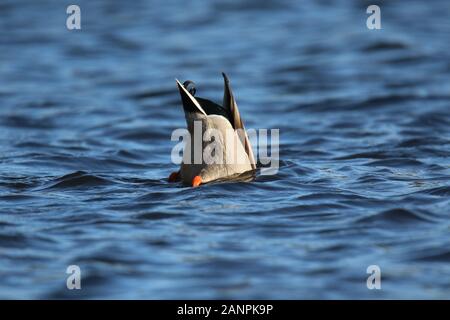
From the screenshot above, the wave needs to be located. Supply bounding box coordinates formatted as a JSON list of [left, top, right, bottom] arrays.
[[355, 208, 434, 225], [420, 186, 450, 197], [362, 40, 409, 52], [365, 158, 424, 167], [45, 171, 113, 189]]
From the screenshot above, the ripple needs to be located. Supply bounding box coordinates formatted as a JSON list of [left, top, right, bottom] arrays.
[[0, 194, 37, 201], [414, 250, 450, 263], [355, 208, 434, 225], [135, 212, 186, 220], [127, 88, 174, 101], [420, 186, 450, 197], [335, 151, 388, 160], [397, 137, 449, 148], [362, 41, 409, 52], [0, 233, 28, 248], [365, 159, 424, 167], [45, 171, 113, 189], [1, 114, 55, 129], [383, 54, 431, 65]]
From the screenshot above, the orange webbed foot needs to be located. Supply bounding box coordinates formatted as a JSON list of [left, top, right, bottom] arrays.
[[192, 175, 202, 187]]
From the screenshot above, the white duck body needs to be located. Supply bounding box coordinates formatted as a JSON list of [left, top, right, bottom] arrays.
[[180, 113, 253, 185], [173, 73, 256, 187]]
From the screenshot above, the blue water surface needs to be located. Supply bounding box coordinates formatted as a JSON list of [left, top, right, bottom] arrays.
[[0, 0, 449, 299]]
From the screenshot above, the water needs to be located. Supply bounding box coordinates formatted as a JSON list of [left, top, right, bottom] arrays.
[[0, 0, 449, 299]]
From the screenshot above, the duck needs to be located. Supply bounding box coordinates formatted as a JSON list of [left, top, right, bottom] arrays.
[[168, 73, 256, 187]]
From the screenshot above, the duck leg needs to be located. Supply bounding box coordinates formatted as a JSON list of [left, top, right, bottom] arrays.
[[192, 175, 202, 187]]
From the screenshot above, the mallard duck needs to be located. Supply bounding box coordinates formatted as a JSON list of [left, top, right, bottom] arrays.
[[168, 73, 256, 187]]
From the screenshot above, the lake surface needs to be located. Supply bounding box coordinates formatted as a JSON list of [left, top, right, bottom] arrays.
[[0, 0, 449, 299]]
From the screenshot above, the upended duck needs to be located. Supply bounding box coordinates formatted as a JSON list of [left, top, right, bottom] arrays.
[[168, 73, 256, 187]]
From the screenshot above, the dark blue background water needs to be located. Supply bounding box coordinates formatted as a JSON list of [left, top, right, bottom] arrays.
[[0, 0, 449, 299]]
